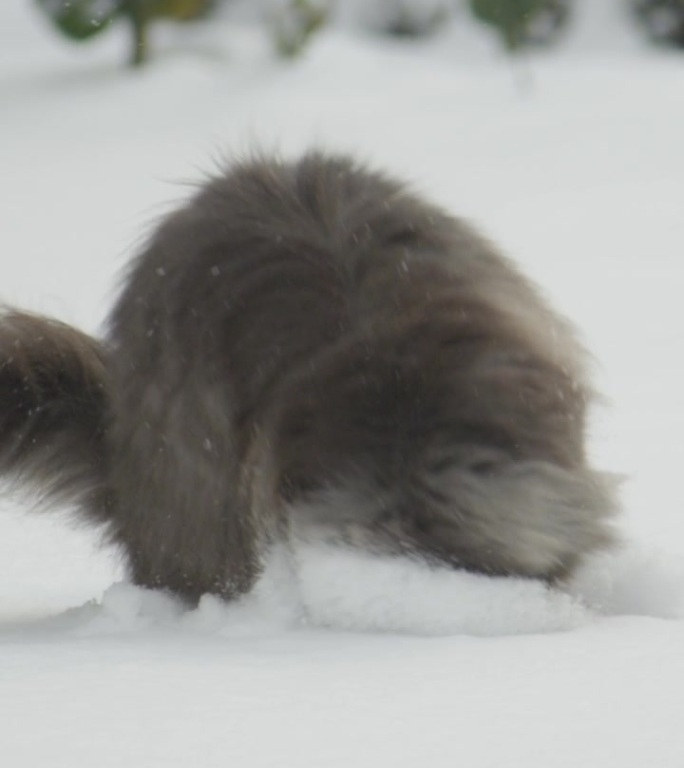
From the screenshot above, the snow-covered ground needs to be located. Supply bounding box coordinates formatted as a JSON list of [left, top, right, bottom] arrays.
[[2, 2, 684, 766]]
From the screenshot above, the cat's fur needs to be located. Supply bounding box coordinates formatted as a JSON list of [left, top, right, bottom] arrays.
[[0, 152, 617, 602]]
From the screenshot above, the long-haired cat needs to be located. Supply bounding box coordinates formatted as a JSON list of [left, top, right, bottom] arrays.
[[0, 152, 617, 602]]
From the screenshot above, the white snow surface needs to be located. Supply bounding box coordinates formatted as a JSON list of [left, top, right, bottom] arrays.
[[2, 1, 684, 765]]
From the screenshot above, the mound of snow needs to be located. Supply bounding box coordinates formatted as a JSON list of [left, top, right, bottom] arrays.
[[569, 544, 684, 619], [18, 538, 684, 641], [293, 544, 589, 635]]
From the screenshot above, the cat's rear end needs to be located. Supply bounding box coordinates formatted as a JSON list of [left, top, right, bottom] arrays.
[[0, 152, 617, 602]]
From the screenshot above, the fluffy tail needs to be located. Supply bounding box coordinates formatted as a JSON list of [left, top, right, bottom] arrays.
[[0, 311, 111, 520]]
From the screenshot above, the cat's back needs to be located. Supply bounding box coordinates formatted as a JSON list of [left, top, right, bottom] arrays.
[[109, 153, 457, 374]]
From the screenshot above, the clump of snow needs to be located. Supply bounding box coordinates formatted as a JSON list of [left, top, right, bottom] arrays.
[[18, 539, 684, 642], [56, 580, 297, 638], [14, 533, 684, 644], [3, 543, 590, 638], [294, 544, 589, 635], [569, 544, 684, 619]]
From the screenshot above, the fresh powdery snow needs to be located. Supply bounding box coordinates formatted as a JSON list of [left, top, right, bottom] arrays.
[[2, 1, 684, 766]]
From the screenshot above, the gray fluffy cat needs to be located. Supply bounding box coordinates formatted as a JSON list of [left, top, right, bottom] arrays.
[[0, 152, 617, 602]]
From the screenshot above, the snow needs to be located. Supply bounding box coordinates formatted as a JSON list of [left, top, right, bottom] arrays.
[[2, 1, 684, 765]]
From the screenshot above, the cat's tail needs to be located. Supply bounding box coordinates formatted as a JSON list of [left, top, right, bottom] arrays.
[[0, 310, 112, 522]]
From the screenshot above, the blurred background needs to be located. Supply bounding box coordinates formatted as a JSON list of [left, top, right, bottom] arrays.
[[1, 0, 684, 612], [3, 1, 682, 330], [20, 1, 684, 67]]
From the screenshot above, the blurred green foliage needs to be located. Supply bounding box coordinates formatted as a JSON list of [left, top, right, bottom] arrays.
[[270, 0, 328, 59], [35, 0, 120, 40], [372, 1, 451, 39], [33, 0, 684, 68], [35, 0, 214, 65], [470, 0, 569, 50], [633, 0, 684, 46]]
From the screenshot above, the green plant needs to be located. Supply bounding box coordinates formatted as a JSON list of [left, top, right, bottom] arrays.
[[35, 0, 121, 39], [373, 1, 451, 39], [633, 0, 684, 47], [270, 0, 328, 59], [35, 0, 215, 67], [470, 0, 569, 51]]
